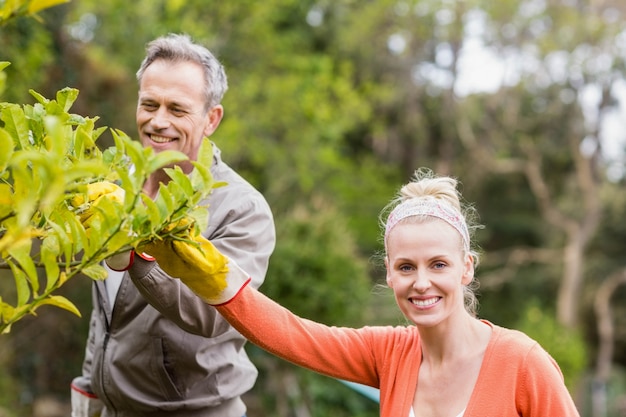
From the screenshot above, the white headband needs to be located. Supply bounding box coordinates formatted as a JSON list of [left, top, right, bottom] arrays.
[[385, 198, 470, 251]]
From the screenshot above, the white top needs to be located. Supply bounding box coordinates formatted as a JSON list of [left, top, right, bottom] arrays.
[[409, 407, 465, 417], [104, 264, 124, 304]]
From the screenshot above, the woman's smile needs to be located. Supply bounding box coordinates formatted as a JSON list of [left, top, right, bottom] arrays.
[[410, 296, 441, 308]]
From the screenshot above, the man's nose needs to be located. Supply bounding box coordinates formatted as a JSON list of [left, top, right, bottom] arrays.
[[150, 108, 171, 129]]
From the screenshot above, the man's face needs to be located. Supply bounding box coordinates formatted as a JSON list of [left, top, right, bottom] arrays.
[[136, 59, 223, 173]]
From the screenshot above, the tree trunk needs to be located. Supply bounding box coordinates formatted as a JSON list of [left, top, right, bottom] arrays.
[[557, 234, 585, 329], [591, 268, 626, 417]]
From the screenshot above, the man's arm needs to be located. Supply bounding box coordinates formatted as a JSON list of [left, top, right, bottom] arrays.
[[128, 194, 275, 335]]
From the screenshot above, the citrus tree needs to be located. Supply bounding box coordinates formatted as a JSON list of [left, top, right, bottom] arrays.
[[0, 2, 219, 334], [0, 77, 219, 335]]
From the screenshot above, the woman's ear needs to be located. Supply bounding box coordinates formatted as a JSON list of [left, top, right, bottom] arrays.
[[385, 257, 394, 288], [461, 253, 475, 286]]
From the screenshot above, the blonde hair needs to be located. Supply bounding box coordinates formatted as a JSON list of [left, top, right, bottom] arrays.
[[380, 168, 481, 316]]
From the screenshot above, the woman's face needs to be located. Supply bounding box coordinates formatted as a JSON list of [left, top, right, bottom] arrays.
[[385, 219, 474, 328]]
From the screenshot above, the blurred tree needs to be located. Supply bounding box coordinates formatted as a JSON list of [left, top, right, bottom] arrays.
[[3, 0, 626, 415], [302, 1, 626, 412]]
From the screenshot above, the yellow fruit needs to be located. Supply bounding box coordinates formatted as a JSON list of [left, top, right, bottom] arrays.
[[71, 181, 125, 225], [71, 182, 124, 207]]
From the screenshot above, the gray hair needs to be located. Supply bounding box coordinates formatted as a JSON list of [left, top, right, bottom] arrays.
[[136, 33, 228, 109]]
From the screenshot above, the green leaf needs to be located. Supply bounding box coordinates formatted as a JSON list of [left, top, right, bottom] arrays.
[[42, 232, 61, 255], [116, 169, 142, 205], [45, 217, 75, 267], [156, 183, 176, 218], [63, 160, 110, 184], [0, 128, 14, 173], [0, 71, 5, 96], [28, 89, 49, 105], [0, 297, 16, 324], [0, 103, 30, 150], [26, 103, 46, 145], [0, 298, 16, 334], [188, 205, 210, 232], [105, 230, 135, 256], [81, 263, 108, 280], [0, 183, 13, 218], [42, 237, 61, 292], [43, 115, 69, 156], [147, 150, 188, 174], [7, 240, 39, 294], [197, 138, 213, 167], [92, 191, 124, 221], [10, 170, 38, 227], [118, 134, 147, 175], [164, 166, 194, 196], [92, 125, 107, 140], [140, 194, 163, 228], [8, 260, 31, 306], [67, 113, 86, 125], [84, 219, 104, 258], [38, 295, 81, 317], [43, 100, 64, 117], [59, 210, 88, 258], [190, 159, 214, 193], [56, 87, 79, 113], [73, 118, 100, 159], [0, 62, 10, 71]]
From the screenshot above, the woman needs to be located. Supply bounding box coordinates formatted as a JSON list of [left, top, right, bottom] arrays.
[[140, 169, 580, 416]]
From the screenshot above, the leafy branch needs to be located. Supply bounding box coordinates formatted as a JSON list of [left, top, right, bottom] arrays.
[[0, 0, 70, 25], [0, 74, 221, 334]]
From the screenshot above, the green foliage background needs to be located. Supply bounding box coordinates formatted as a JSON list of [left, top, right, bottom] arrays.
[[3, 0, 626, 416]]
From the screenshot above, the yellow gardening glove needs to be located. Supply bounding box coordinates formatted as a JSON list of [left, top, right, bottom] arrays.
[[139, 234, 250, 305]]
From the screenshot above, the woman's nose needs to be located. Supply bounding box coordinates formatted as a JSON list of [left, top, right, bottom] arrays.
[[412, 271, 431, 292]]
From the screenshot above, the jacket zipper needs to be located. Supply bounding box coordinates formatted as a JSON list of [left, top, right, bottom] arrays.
[[96, 281, 117, 414]]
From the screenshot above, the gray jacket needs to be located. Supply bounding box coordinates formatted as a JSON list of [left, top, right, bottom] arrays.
[[71, 144, 275, 417]]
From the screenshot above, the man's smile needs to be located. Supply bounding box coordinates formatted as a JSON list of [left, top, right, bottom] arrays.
[[150, 134, 176, 143]]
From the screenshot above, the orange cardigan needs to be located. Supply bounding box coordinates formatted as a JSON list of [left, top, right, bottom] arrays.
[[218, 285, 580, 416]]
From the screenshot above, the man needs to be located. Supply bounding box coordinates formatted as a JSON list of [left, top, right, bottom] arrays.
[[71, 33, 275, 417]]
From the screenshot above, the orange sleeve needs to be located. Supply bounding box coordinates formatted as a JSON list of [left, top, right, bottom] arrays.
[[515, 344, 580, 416], [218, 285, 383, 387]]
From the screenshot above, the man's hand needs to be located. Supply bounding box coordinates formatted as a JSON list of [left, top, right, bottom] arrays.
[[140, 234, 250, 305]]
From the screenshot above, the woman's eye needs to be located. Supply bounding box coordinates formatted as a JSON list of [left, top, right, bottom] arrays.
[[433, 262, 446, 269]]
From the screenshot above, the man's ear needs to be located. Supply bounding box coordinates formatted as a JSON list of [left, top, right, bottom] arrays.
[[204, 105, 224, 137]]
